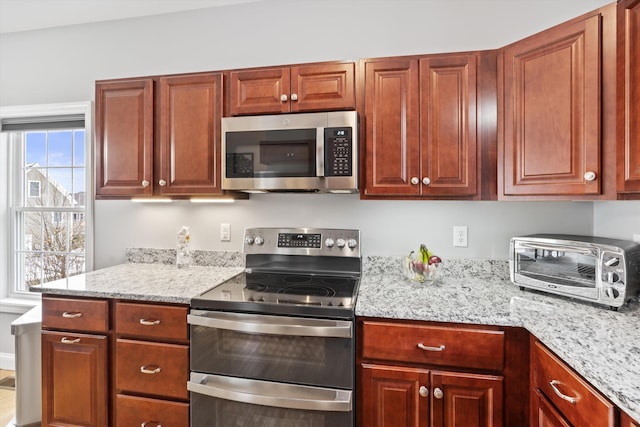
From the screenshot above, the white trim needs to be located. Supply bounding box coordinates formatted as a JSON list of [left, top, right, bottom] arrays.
[[0, 102, 94, 301], [0, 297, 40, 315]]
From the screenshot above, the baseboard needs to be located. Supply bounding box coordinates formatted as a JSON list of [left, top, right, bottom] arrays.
[[0, 352, 15, 371]]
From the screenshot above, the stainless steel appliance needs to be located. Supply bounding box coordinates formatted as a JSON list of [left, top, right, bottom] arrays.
[[510, 234, 640, 309], [188, 227, 361, 426], [221, 111, 358, 193]]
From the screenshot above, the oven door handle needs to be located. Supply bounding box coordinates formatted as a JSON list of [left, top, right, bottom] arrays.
[[188, 372, 352, 412], [187, 312, 352, 338]]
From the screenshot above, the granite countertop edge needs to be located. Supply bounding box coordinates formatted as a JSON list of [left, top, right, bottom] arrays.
[[30, 252, 640, 422]]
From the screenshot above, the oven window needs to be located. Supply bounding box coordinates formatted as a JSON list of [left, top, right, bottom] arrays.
[[190, 323, 353, 389], [226, 129, 316, 178], [191, 393, 352, 427], [515, 247, 596, 288]]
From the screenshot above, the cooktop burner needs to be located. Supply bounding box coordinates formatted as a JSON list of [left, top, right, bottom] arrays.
[[192, 271, 359, 318], [190, 227, 361, 319]]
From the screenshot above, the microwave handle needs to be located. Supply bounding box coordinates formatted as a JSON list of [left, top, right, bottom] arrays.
[[316, 128, 325, 177], [188, 372, 352, 412], [517, 242, 594, 255]]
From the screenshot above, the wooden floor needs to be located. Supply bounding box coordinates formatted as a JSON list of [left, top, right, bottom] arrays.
[[0, 369, 16, 426]]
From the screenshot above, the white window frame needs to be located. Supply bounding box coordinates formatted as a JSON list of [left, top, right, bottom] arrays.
[[0, 102, 94, 312]]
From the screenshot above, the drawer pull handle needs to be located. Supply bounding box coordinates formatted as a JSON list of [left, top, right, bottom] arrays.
[[139, 319, 161, 326], [61, 337, 81, 344], [549, 380, 578, 404], [140, 366, 162, 375], [141, 422, 162, 427], [62, 311, 82, 318], [417, 343, 446, 352]]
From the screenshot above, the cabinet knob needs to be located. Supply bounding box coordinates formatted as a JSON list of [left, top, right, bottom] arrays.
[[290, 93, 298, 101], [280, 94, 288, 102], [584, 171, 597, 181], [422, 177, 431, 186], [419, 386, 429, 397], [433, 387, 444, 399], [159, 179, 167, 186], [411, 177, 420, 185], [141, 180, 150, 188]]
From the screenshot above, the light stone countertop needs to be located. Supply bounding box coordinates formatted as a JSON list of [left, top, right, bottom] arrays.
[[30, 251, 640, 422], [357, 256, 640, 423]]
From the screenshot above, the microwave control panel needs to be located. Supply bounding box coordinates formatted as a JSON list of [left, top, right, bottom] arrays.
[[324, 127, 353, 176]]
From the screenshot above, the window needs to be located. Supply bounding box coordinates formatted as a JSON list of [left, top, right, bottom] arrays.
[[1, 103, 93, 299]]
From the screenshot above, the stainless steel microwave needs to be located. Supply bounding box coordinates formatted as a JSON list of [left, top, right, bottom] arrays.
[[510, 234, 640, 309], [221, 111, 358, 193]]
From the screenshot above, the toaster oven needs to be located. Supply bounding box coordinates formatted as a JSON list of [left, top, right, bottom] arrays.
[[509, 234, 640, 309]]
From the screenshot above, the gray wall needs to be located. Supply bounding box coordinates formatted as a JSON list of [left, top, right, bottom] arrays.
[[2, 0, 639, 361]]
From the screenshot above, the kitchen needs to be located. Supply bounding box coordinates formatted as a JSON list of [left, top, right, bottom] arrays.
[[1, 0, 640, 426]]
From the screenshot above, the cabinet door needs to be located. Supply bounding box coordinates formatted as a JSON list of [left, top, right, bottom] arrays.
[[159, 73, 223, 195], [501, 14, 602, 196], [618, 0, 640, 193], [420, 54, 478, 196], [95, 79, 153, 197], [431, 371, 503, 427], [42, 331, 108, 427], [360, 363, 429, 427], [621, 410, 640, 427], [363, 59, 420, 196], [531, 388, 572, 427], [229, 67, 290, 115], [290, 63, 355, 112]]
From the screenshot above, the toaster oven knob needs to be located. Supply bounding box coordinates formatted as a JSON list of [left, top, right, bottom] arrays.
[[336, 238, 346, 248], [605, 287, 620, 299], [347, 239, 358, 249], [606, 272, 620, 283], [325, 238, 335, 248], [245, 237, 255, 245], [254, 236, 265, 245]]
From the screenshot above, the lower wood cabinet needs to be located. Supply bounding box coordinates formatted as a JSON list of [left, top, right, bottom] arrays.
[[361, 364, 502, 427], [530, 338, 616, 427], [42, 330, 109, 427], [357, 318, 528, 427], [116, 394, 189, 427]]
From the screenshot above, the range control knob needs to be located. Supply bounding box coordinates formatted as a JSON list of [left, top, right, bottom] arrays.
[[347, 239, 358, 249], [336, 238, 346, 248], [325, 238, 335, 248], [245, 236, 255, 245], [254, 236, 265, 245]]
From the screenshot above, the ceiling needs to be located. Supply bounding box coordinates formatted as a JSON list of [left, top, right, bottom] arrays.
[[0, 0, 262, 34]]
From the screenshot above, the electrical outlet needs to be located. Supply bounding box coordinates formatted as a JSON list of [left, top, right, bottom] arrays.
[[220, 223, 231, 241], [453, 226, 468, 247], [633, 234, 640, 244]]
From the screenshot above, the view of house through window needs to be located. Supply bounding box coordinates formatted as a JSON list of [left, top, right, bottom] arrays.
[[10, 127, 87, 294]]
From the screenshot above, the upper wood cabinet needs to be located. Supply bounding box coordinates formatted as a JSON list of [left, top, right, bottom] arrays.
[[618, 0, 640, 196], [361, 52, 495, 199], [95, 78, 154, 197], [159, 73, 223, 195], [499, 6, 617, 199], [95, 72, 225, 198], [228, 62, 355, 115]]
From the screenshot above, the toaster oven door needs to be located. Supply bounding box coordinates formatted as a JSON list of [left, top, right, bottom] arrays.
[[512, 240, 600, 300]]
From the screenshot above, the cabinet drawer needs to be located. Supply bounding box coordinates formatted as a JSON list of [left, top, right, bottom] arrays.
[[116, 394, 189, 427], [115, 339, 189, 400], [115, 302, 188, 341], [361, 321, 505, 371], [532, 340, 615, 427], [42, 296, 109, 333]]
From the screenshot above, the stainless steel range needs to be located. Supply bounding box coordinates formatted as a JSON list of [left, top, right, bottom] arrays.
[[188, 227, 361, 427]]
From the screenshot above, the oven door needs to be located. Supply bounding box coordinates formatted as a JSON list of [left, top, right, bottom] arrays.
[[188, 372, 352, 427], [188, 310, 354, 389], [511, 239, 600, 300]]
